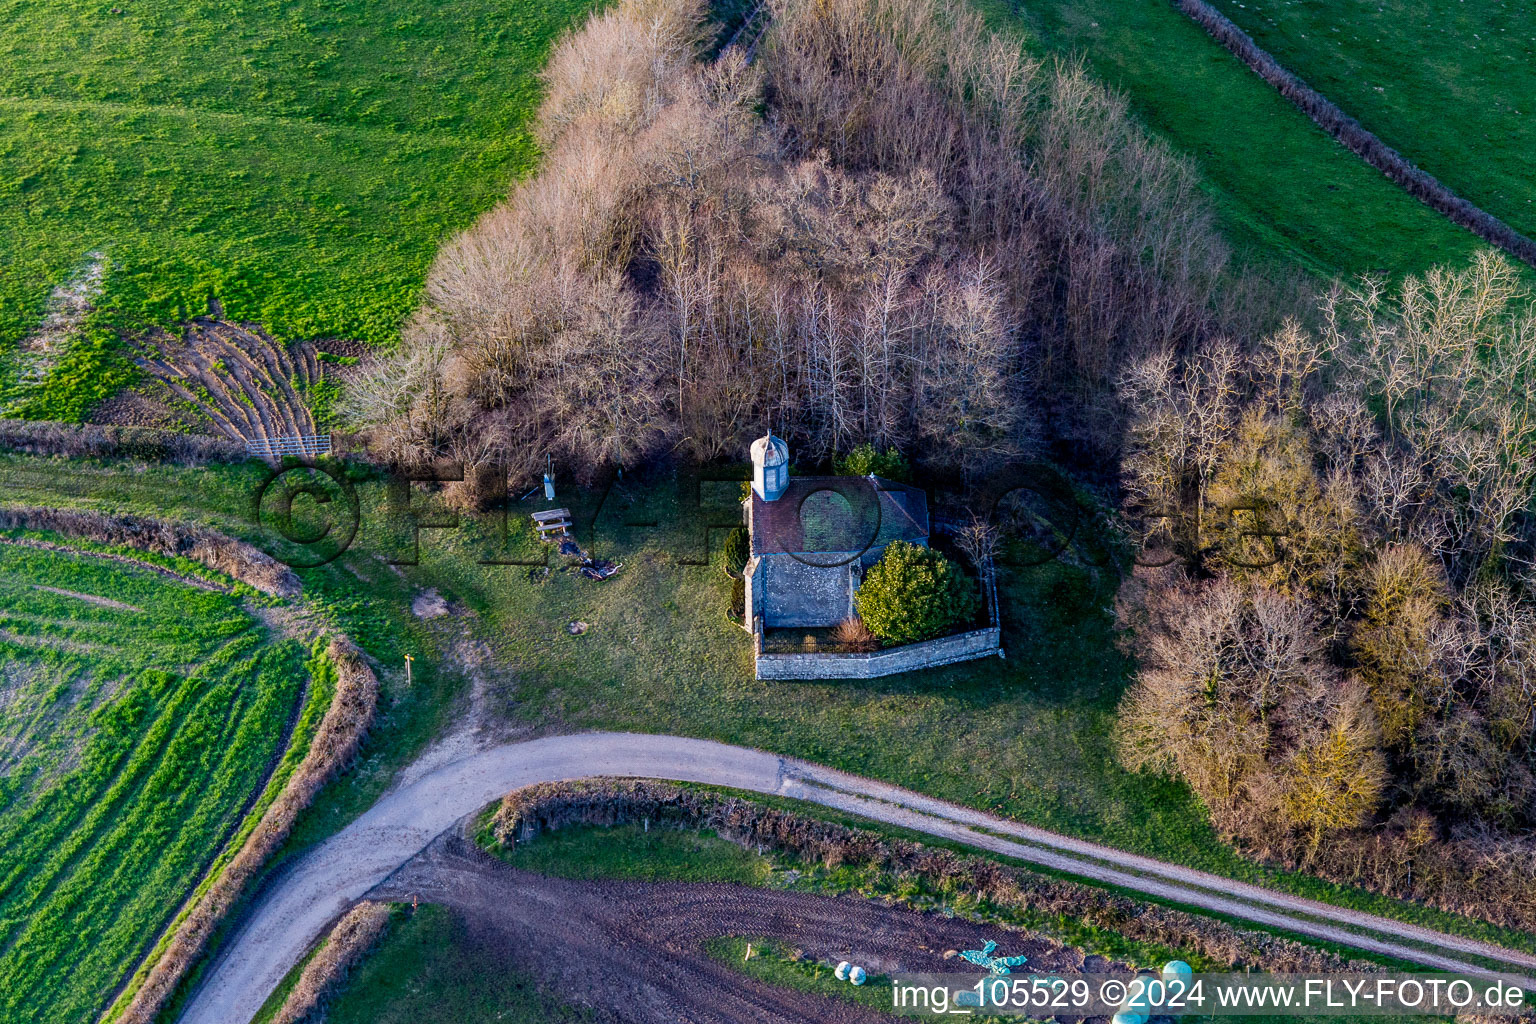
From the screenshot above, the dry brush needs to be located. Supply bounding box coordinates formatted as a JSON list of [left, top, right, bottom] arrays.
[[1114, 254, 1536, 927], [269, 901, 394, 1024], [347, 0, 1259, 488]]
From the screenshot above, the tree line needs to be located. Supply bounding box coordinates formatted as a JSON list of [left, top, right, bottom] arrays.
[[344, 0, 1247, 487], [1116, 253, 1536, 926], [344, 0, 1536, 929]]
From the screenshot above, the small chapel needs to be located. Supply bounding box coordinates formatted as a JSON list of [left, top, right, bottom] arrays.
[[743, 433, 930, 628]]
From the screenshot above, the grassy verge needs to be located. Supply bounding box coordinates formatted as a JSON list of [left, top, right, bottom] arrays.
[[979, 0, 1484, 278], [248, 942, 323, 1024], [498, 822, 775, 885], [1204, 0, 1536, 243]]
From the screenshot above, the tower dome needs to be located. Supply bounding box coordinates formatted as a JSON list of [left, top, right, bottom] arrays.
[[750, 433, 789, 501]]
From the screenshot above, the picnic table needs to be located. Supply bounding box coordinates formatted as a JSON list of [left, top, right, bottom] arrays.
[[531, 507, 573, 539]]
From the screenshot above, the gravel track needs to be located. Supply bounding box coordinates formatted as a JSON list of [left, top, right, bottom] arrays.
[[177, 733, 1536, 1024]]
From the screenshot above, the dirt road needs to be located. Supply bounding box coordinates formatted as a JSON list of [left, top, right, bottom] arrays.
[[369, 832, 1105, 1023], [178, 732, 1536, 1024]]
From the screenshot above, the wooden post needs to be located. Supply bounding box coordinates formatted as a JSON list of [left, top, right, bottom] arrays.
[[404, 653, 414, 686]]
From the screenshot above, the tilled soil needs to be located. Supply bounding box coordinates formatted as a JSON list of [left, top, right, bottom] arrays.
[[369, 833, 1107, 1024], [133, 319, 321, 442]]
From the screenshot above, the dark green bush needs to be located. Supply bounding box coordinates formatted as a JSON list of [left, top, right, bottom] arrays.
[[833, 443, 910, 482], [855, 540, 977, 645], [728, 575, 746, 624], [723, 526, 750, 577]]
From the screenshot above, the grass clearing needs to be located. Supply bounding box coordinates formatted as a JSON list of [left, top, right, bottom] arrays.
[[1204, 0, 1536, 243], [0, 541, 313, 1024], [498, 822, 775, 885], [981, 0, 1485, 278], [2, 453, 1533, 964], [706, 937, 905, 1015], [0, 0, 596, 412]]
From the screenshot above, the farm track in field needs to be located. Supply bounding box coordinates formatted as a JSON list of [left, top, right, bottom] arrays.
[[182, 733, 1536, 1024], [366, 830, 1115, 1024], [134, 320, 323, 444]]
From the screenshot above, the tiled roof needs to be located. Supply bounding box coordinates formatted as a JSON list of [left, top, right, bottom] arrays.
[[750, 476, 929, 557]]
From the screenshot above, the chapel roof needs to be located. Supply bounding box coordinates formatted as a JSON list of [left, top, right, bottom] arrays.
[[750, 475, 929, 557]]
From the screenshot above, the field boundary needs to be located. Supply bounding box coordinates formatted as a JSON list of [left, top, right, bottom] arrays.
[[1173, 0, 1536, 269], [0, 505, 299, 596], [0, 421, 248, 464], [0, 506, 380, 1024]]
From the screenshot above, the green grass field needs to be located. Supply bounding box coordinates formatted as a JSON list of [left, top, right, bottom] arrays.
[[0, 0, 595, 403], [981, 0, 1487, 278], [1203, 0, 1536, 241], [0, 540, 317, 1024], [502, 823, 775, 885]]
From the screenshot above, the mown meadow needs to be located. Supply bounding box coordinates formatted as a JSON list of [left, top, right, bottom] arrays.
[[0, 541, 314, 1024], [1204, 0, 1536, 240], [0, 0, 595, 410], [984, 0, 1487, 278]]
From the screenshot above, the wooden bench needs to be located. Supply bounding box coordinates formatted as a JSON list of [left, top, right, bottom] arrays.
[[531, 507, 573, 538]]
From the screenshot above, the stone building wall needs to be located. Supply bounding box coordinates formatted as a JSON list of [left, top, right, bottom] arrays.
[[755, 625, 1002, 680]]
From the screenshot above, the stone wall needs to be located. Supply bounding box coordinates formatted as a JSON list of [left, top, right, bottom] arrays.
[[755, 624, 1002, 680]]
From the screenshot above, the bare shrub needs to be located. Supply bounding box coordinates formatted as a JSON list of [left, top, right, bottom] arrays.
[[351, 0, 1262, 483], [953, 511, 1000, 571], [0, 420, 246, 463], [834, 615, 878, 652], [1118, 577, 1384, 848], [272, 901, 393, 1024], [1115, 254, 1536, 914], [1330, 252, 1536, 584]]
